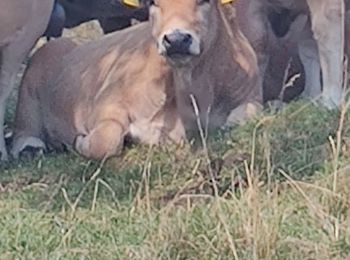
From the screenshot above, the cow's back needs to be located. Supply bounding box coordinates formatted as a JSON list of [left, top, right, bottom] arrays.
[[43, 22, 153, 106], [22, 38, 78, 95], [37, 22, 156, 142], [0, 1, 31, 45]]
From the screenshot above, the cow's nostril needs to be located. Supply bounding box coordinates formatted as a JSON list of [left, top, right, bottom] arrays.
[[182, 33, 192, 45], [163, 34, 172, 47]]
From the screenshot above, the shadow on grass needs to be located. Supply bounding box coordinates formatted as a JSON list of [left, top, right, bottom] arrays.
[[0, 100, 342, 214]]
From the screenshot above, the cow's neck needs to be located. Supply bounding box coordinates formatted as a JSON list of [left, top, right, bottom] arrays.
[[171, 9, 233, 130]]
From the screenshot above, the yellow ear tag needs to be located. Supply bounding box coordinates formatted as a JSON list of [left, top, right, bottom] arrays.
[[221, 0, 234, 4], [123, 0, 140, 8]]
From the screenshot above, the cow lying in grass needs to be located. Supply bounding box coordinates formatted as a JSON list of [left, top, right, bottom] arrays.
[[0, 0, 55, 161], [11, 0, 262, 160]]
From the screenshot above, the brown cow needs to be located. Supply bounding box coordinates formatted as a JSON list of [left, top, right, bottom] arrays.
[[0, 0, 55, 161], [11, 0, 261, 160]]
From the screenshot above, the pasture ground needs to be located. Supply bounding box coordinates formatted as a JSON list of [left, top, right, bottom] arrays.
[[1, 22, 350, 259]]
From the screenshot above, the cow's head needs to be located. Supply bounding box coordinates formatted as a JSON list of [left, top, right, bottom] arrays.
[[143, 0, 227, 66]]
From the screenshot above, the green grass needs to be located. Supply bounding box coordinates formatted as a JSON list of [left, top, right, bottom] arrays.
[[1, 100, 350, 259]]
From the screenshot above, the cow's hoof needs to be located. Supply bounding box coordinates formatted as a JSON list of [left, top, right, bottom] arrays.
[[319, 95, 342, 110], [11, 136, 46, 160], [19, 146, 45, 160]]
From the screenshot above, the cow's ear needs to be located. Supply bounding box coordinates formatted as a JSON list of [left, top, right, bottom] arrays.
[[220, 0, 234, 4], [122, 0, 140, 8]]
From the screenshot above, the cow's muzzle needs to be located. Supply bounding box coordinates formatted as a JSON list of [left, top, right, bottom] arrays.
[[159, 29, 200, 61]]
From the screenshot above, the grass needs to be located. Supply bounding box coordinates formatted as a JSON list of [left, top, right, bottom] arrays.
[[1, 21, 350, 259], [1, 99, 350, 259]]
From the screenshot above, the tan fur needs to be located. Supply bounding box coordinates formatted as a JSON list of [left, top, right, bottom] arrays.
[[12, 0, 261, 160], [0, 0, 54, 160], [305, 0, 346, 107]]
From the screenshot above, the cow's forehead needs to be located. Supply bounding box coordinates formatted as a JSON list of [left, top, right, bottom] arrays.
[[154, 0, 197, 8], [123, 0, 234, 8], [152, 0, 236, 10]]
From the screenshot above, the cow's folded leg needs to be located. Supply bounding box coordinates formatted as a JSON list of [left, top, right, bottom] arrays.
[[225, 101, 263, 126], [74, 119, 127, 160]]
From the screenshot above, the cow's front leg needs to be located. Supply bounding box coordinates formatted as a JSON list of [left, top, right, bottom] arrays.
[[0, 47, 27, 161], [74, 119, 128, 160], [298, 35, 322, 99], [307, 0, 345, 108], [225, 101, 263, 126]]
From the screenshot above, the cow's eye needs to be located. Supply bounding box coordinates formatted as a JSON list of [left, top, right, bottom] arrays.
[[149, 0, 159, 6], [197, 0, 210, 5]]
